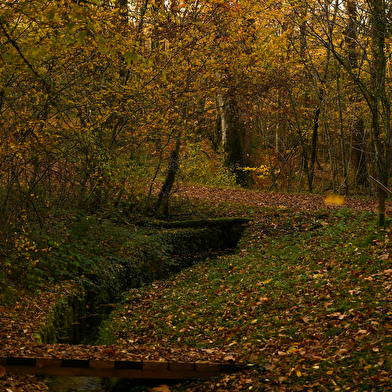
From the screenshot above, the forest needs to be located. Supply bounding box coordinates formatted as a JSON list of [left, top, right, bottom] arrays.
[[2, 0, 392, 217], [3, 1, 392, 390], [1, 0, 392, 294], [2, 0, 392, 301]]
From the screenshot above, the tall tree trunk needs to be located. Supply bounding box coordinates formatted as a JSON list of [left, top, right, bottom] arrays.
[[345, 0, 368, 188], [336, 67, 349, 194], [369, 0, 391, 185], [217, 80, 251, 186], [309, 104, 320, 192], [155, 133, 181, 215]]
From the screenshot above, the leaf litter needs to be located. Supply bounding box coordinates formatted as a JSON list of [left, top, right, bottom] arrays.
[[2, 185, 392, 391]]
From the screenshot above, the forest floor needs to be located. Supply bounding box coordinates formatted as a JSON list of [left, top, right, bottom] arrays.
[[174, 183, 386, 213], [1, 185, 392, 391]]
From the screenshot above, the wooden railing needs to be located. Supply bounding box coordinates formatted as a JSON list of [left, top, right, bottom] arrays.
[[369, 175, 392, 228], [1, 356, 245, 379]]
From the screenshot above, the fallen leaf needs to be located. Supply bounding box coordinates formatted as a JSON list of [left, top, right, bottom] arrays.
[[293, 363, 301, 377], [150, 385, 171, 392], [264, 363, 274, 371], [102, 348, 116, 356], [371, 374, 381, 382], [0, 366, 5, 377]]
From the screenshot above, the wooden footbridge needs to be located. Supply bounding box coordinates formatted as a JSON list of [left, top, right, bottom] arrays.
[[0, 355, 245, 380]]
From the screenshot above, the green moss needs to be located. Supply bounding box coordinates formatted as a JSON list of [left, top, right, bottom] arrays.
[[36, 285, 86, 344]]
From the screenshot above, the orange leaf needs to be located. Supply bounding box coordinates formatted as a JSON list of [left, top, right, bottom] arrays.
[[293, 363, 301, 377], [150, 385, 171, 392]]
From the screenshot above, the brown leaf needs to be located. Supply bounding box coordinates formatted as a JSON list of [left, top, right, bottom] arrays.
[[150, 385, 171, 392], [327, 312, 346, 320], [371, 374, 381, 382], [344, 339, 356, 351], [102, 348, 116, 356], [199, 348, 215, 354], [264, 363, 274, 371], [0, 366, 5, 377]]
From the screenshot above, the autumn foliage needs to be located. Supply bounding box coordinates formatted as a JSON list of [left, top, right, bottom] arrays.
[[1, 0, 391, 223]]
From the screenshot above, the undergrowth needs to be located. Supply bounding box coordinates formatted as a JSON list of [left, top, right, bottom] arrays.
[[0, 193, 242, 306], [98, 206, 392, 391], [179, 142, 239, 188]]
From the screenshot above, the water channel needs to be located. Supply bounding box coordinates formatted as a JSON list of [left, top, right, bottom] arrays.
[[47, 304, 113, 391], [46, 221, 248, 391]]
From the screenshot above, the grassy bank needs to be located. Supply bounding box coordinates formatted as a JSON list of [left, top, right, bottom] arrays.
[[99, 206, 392, 391]]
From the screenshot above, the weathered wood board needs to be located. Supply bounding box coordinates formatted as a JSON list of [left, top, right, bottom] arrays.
[[0, 356, 244, 380]]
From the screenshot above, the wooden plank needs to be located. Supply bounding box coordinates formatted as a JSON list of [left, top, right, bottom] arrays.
[[4, 366, 102, 378], [7, 357, 36, 367], [3, 365, 222, 379], [36, 358, 62, 368], [114, 360, 143, 370], [2, 356, 240, 380], [220, 363, 242, 373], [150, 217, 252, 229], [369, 175, 392, 196], [143, 361, 168, 371], [195, 362, 221, 372], [168, 361, 195, 371], [89, 359, 115, 369], [62, 358, 89, 368]]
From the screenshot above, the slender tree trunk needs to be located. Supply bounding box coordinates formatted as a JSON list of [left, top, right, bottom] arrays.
[[309, 103, 320, 192], [336, 67, 349, 194], [344, 0, 368, 188], [155, 132, 181, 215]]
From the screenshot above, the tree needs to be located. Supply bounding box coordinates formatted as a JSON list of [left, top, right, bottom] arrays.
[[299, 0, 391, 187]]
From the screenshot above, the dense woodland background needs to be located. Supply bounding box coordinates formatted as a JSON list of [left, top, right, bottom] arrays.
[[1, 0, 392, 295], [2, 0, 392, 217]]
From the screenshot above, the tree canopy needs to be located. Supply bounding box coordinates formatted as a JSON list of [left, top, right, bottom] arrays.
[[1, 0, 391, 222]]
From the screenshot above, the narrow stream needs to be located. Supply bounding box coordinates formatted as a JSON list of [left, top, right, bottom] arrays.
[[46, 223, 247, 391], [47, 304, 115, 392], [48, 376, 104, 392]]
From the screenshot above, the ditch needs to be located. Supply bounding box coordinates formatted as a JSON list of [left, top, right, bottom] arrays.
[[45, 219, 249, 392]]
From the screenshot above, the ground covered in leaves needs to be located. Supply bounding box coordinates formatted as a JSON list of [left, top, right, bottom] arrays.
[[100, 187, 392, 391], [1, 185, 392, 391]]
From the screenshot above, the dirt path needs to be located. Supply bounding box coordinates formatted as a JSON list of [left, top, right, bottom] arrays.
[[175, 184, 390, 213]]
